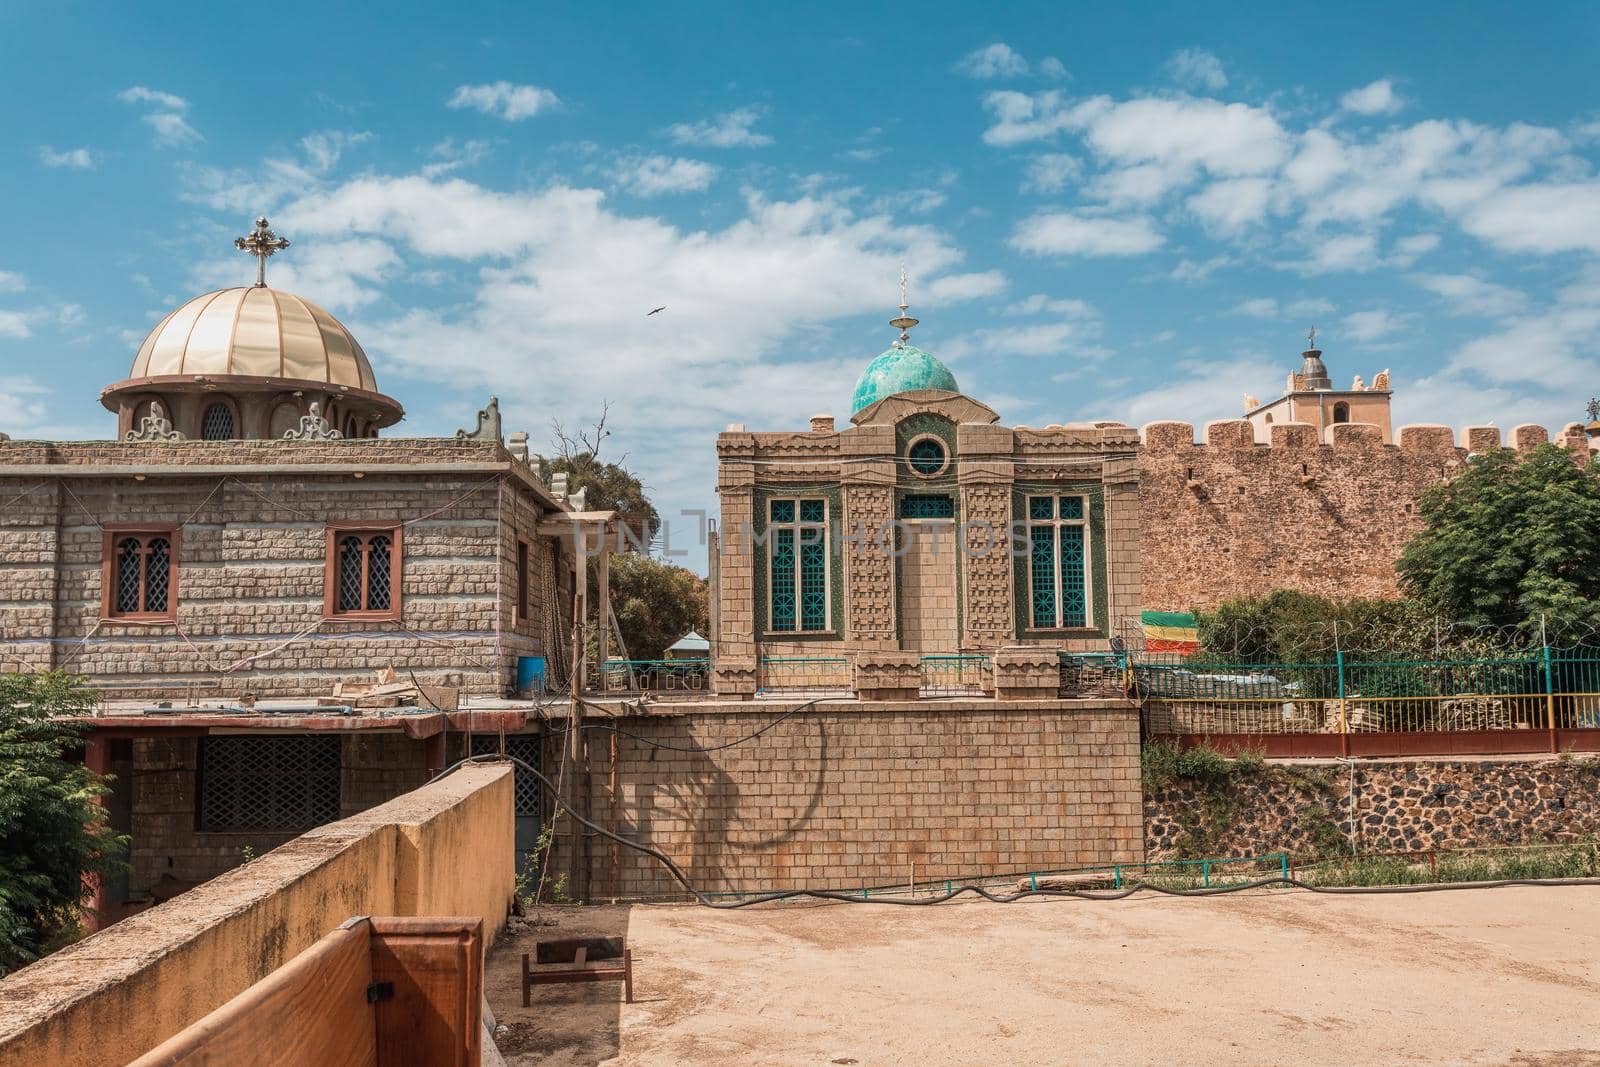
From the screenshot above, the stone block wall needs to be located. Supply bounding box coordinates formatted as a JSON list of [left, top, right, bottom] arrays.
[[553, 701, 1143, 899], [0, 437, 563, 697], [1136, 419, 1593, 611], [1144, 755, 1600, 860]]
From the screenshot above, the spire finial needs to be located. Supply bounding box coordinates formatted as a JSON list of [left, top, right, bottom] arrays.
[[1587, 397, 1600, 423], [1307, 325, 1318, 351], [234, 216, 290, 288], [889, 260, 919, 347]]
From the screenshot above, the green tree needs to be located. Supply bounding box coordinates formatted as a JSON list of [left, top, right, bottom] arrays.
[[0, 672, 125, 976], [1398, 444, 1600, 635], [607, 553, 709, 661], [543, 405, 660, 539]]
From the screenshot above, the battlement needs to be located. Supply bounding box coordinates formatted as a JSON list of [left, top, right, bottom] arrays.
[[1140, 419, 1594, 457]]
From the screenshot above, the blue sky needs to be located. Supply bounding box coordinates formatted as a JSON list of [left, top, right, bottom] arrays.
[[3, 0, 1599, 548]]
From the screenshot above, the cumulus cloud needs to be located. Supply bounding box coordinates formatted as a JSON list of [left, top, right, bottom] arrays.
[[0, 311, 29, 339], [1413, 273, 1528, 318], [1166, 48, 1227, 91], [666, 108, 772, 148], [39, 146, 94, 169], [1456, 181, 1600, 255], [119, 85, 200, 146], [613, 155, 717, 196], [0, 271, 24, 293], [1342, 308, 1410, 343], [1341, 79, 1404, 116], [447, 82, 559, 121], [1022, 153, 1081, 193], [1010, 211, 1164, 257], [955, 43, 1031, 79]]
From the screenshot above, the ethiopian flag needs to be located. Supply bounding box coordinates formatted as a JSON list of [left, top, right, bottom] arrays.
[[1142, 610, 1199, 654]]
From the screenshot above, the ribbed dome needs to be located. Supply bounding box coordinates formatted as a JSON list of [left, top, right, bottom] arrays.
[[850, 344, 960, 415], [129, 287, 379, 392]]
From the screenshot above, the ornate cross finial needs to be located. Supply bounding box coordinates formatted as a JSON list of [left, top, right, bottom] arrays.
[[889, 260, 919, 347], [234, 216, 290, 288], [1307, 325, 1318, 350], [1588, 397, 1600, 423]]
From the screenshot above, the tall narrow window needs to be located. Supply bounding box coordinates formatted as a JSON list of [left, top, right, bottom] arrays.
[[1332, 402, 1350, 424], [325, 528, 403, 618], [1026, 495, 1090, 629], [767, 498, 828, 632], [516, 539, 530, 622], [201, 402, 236, 440], [102, 530, 178, 619]]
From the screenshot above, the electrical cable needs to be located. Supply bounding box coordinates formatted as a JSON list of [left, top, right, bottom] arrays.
[[438, 751, 1600, 909]]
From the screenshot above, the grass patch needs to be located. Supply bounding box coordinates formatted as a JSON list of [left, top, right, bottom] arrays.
[[1296, 841, 1600, 887], [1141, 739, 1265, 792]]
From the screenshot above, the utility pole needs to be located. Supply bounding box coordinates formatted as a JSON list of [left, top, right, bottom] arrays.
[[566, 534, 590, 900]]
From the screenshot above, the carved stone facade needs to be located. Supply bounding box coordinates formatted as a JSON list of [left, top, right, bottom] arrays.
[[713, 388, 1143, 696]]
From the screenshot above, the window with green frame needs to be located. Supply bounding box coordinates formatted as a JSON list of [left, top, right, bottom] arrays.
[[768, 497, 829, 632], [1025, 494, 1089, 629]]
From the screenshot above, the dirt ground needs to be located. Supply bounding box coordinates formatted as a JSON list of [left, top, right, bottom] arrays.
[[486, 886, 1600, 1067]]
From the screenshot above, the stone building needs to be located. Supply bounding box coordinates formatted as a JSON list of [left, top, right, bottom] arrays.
[[1243, 329, 1394, 443], [711, 303, 1142, 696], [0, 220, 613, 917]]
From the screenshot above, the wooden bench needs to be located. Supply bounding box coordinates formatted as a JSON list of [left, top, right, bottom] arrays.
[[522, 937, 633, 1006]]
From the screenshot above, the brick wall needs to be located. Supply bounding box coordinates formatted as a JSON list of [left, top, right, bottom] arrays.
[[551, 701, 1143, 898], [897, 522, 959, 652], [0, 437, 565, 697], [126, 732, 428, 894], [1137, 419, 1590, 611]]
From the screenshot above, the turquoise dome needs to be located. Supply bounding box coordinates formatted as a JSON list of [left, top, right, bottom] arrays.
[[850, 344, 959, 415]]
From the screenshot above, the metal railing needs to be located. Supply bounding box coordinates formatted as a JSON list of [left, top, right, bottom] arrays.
[[756, 655, 853, 695], [919, 654, 991, 697], [593, 658, 710, 695]]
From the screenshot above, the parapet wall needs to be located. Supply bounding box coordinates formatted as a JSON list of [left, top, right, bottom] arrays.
[[1138, 419, 1594, 610], [0, 763, 514, 1067]]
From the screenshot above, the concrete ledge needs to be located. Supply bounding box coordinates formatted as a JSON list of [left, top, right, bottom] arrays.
[[0, 763, 514, 1067]]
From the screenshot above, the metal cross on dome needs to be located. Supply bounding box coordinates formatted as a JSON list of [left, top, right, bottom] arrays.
[[889, 261, 919, 346], [234, 217, 290, 287]]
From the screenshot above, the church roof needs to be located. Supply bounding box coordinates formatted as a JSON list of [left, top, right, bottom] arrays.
[[127, 286, 380, 391], [849, 344, 959, 416]]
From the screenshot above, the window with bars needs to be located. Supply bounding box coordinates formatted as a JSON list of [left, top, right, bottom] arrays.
[[767, 497, 829, 632], [197, 735, 341, 832], [201, 402, 236, 440], [1025, 494, 1090, 629], [899, 494, 955, 519], [102, 530, 178, 619], [906, 435, 948, 477], [324, 527, 403, 618]]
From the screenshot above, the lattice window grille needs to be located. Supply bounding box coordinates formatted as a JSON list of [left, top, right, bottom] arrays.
[[201, 403, 235, 440], [899, 494, 955, 519], [767, 498, 828, 632], [469, 735, 542, 818], [907, 437, 947, 476], [198, 735, 341, 832], [113, 533, 173, 615], [116, 537, 142, 613], [145, 538, 170, 612], [366, 535, 392, 610], [1027, 494, 1090, 629], [338, 536, 364, 611], [333, 531, 397, 614]]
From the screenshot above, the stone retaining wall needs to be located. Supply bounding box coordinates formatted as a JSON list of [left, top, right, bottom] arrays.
[[1145, 755, 1600, 860]]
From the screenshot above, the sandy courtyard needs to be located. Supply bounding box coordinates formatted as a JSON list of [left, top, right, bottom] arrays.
[[487, 886, 1600, 1067]]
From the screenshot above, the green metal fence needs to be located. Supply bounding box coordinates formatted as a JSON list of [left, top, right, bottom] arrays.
[[595, 658, 711, 694], [920, 654, 990, 697]]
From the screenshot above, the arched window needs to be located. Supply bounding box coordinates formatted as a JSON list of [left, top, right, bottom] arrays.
[[344, 414, 359, 439], [269, 401, 301, 438], [1332, 402, 1350, 424], [1264, 413, 1274, 424], [326, 528, 402, 617], [104, 530, 177, 618], [201, 402, 236, 440]]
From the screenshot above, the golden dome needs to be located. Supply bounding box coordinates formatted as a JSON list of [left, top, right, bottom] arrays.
[[129, 287, 380, 391]]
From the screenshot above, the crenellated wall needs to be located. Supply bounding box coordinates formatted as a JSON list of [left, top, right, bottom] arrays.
[[1138, 418, 1594, 611]]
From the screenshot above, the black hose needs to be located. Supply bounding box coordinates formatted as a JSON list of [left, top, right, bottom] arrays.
[[440, 753, 1600, 908]]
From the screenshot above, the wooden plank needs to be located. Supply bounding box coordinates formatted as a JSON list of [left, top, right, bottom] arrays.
[[369, 917, 483, 1067], [129, 922, 377, 1067], [536, 937, 624, 964]]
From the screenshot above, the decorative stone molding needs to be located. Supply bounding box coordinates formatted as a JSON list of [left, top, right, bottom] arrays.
[[993, 646, 1062, 701], [456, 396, 502, 443], [507, 430, 530, 463], [125, 400, 184, 442], [713, 663, 758, 698], [282, 402, 342, 440], [854, 651, 920, 701]]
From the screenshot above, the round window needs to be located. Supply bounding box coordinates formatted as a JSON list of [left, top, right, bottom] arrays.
[[907, 436, 948, 477]]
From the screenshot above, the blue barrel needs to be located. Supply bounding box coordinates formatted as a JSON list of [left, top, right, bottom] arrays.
[[516, 656, 546, 696]]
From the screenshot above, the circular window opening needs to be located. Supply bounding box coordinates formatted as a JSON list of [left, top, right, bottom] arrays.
[[906, 435, 948, 477]]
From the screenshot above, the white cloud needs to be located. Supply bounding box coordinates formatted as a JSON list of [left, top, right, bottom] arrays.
[[1022, 153, 1081, 193], [613, 155, 717, 196], [923, 271, 1007, 302], [955, 43, 1031, 79], [1110, 357, 1283, 428], [1010, 211, 1164, 257], [1232, 296, 1336, 319], [119, 86, 201, 146], [39, 146, 94, 169], [0, 271, 24, 293], [300, 130, 372, 171], [422, 138, 493, 179], [1297, 232, 1380, 273], [1456, 181, 1600, 255], [1167, 48, 1227, 91], [1413, 273, 1528, 318], [870, 188, 948, 215], [1004, 294, 1097, 318], [1389, 232, 1441, 266], [1342, 308, 1409, 343], [0, 311, 29, 339], [1168, 255, 1234, 283], [1037, 57, 1068, 80], [1341, 79, 1403, 116], [447, 82, 559, 121], [1187, 177, 1278, 233], [1233, 298, 1279, 318], [666, 108, 772, 148]]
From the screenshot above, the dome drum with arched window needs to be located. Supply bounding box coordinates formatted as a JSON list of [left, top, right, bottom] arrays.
[[103, 219, 404, 440]]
